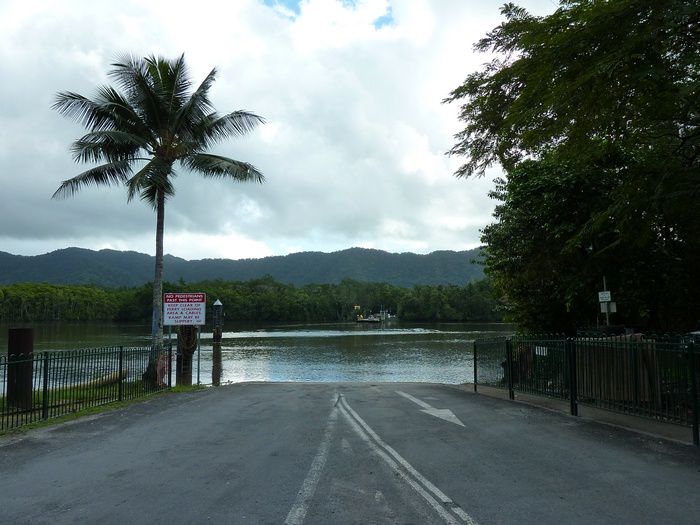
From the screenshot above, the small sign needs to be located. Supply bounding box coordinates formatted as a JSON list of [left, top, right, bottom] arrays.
[[600, 301, 617, 314], [163, 293, 206, 326], [598, 291, 611, 303]]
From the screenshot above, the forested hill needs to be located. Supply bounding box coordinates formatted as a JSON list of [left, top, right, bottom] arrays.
[[0, 247, 483, 288]]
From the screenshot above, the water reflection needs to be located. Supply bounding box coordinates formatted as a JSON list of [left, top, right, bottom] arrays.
[[0, 322, 151, 351], [1, 322, 513, 384], [207, 323, 513, 384]]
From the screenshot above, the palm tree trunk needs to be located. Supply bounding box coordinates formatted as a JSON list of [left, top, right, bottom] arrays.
[[143, 189, 165, 387], [152, 189, 165, 350]]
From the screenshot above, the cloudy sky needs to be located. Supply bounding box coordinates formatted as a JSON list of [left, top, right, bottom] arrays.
[[0, 0, 556, 261]]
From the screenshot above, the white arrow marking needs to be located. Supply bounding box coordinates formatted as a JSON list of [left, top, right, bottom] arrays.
[[396, 391, 465, 427]]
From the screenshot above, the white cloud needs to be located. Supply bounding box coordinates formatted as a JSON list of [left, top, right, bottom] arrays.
[[0, 0, 557, 260]]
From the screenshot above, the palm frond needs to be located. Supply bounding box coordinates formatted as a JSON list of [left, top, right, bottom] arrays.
[[172, 68, 217, 134], [93, 85, 154, 141], [52, 92, 116, 132], [109, 55, 165, 133], [150, 53, 192, 122], [126, 161, 152, 202], [109, 54, 149, 95], [126, 158, 176, 206], [182, 153, 265, 183], [52, 161, 132, 199], [139, 179, 176, 209], [71, 130, 149, 163], [188, 111, 265, 149], [53, 87, 154, 145]]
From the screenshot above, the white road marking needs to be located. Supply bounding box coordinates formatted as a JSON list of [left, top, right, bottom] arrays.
[[339, 395, 477, 525], [396, 391, 465, 427], [284, 397, 338, 525], [341, 437, 353, 454]]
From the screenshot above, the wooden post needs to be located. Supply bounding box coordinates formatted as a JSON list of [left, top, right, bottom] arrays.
[[212, 342, 222, 386], [176, 325, 198, 386], [212, 299, 223, 343], [8, 328, 34, 410], [212, 299, 223, 386]]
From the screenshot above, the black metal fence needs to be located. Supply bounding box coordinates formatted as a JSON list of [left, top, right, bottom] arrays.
[[473, 335, 700, 445], [1, 347, 171, 432]]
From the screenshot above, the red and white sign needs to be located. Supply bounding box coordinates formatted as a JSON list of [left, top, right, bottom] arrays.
[[163, 293, 206, 326]]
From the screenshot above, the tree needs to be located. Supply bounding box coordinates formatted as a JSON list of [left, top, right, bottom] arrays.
[[446, 1, 700, 331], [53, 54, 264, 352], [445, 1, 698, 178], [481, 156, 609, 331]]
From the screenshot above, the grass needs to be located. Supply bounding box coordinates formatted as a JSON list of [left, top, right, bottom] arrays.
[[0, 383, 206, 437]]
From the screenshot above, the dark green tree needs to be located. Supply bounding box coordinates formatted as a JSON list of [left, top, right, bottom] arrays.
[[52, 54, 264, 351], [445, 1, 698, 179], [446, 1, 700, 331]]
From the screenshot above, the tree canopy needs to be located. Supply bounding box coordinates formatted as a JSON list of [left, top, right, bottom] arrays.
[[447, 1, 700, 332], [0, 279, 502, 325]]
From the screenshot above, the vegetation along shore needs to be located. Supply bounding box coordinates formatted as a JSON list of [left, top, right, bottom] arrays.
[[0, 278, 499, 325]]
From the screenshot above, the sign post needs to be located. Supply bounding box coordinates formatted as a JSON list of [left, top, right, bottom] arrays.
[[164, 293, 206, 385], [598, 276, 614, 327]]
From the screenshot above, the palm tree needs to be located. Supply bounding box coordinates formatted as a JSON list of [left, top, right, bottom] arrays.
[[52, 54, 264, 363]]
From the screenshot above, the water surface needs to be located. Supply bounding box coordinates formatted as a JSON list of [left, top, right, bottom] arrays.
[[1, 322, 513, 384]]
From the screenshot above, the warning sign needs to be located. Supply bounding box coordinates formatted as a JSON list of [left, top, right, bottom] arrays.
[[163, 293, 206, 326]]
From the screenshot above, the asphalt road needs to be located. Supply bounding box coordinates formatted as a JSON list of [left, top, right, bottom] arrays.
[[1, 383, 700, 524]]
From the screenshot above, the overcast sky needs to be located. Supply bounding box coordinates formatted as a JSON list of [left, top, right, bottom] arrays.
[[0, 0, 557, 261]]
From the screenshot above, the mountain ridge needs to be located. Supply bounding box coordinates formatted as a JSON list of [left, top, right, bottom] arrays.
[[0, 247, 484, 288]]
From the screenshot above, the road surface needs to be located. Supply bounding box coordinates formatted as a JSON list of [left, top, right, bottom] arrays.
[[1, 383, 699, 524]]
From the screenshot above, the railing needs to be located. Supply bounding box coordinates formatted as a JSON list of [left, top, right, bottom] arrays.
[[473, 335, 700, 445], [471, 337, 509, 390], [1, 346, 171, 432]]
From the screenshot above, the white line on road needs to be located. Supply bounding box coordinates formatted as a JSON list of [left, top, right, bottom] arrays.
[[397, 390, 433, 409], [284, 397, 339, 525], [339, 394, 477, 525], [396, 391, 466, 427]]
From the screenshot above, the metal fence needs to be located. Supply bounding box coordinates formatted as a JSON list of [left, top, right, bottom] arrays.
[[1, 347, 171, 432], [470, 337, 509, 389], [473, 335, 700, 445]]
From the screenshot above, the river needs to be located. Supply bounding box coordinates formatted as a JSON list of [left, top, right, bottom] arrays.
[[1, 321, 513, 384]]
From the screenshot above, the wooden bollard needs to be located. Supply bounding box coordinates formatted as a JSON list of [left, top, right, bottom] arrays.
[[8, 328, 34, 410], [176, 325, 198, 386]]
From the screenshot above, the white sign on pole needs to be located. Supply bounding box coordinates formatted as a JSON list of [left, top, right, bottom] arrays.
[[598, 291, 611, 303], [600, 301, 617, 313], [163, 293, 206, 326]]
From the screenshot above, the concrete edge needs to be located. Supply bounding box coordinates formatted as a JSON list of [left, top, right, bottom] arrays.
[[451, 383, 695, 447]]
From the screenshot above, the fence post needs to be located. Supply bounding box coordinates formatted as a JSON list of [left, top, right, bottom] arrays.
[[632, 342, 640, 411], [506, 338, 514, 400], [689, 341, 699, 447], [567, 338, 578, 416], [473, 340, 477, 393], [118, 346, 123, 402], [42, 352, 50, 420]]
